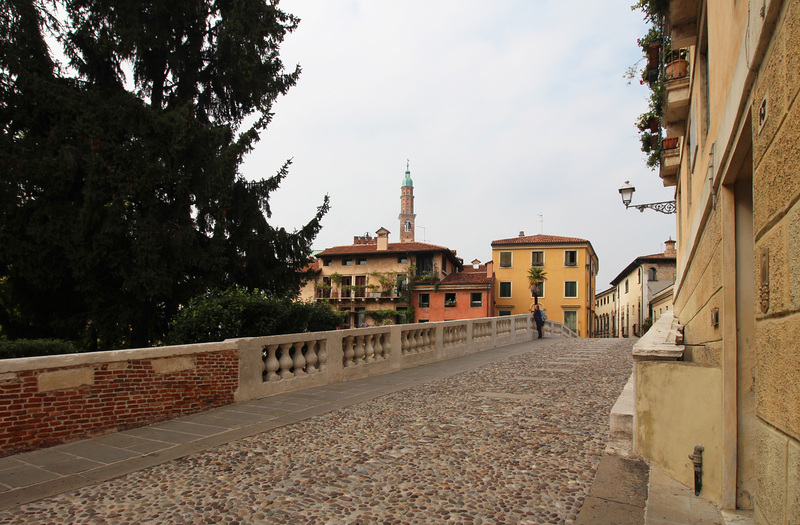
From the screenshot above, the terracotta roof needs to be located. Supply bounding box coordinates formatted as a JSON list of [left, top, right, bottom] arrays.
[[491, 234, 589, 246], [440, 272, 492, 285], [610, 252, 677, 286], [317, 241, 453, 257]]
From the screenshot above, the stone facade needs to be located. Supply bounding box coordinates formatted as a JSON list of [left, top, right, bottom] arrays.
[[635, 0, 800, 520]]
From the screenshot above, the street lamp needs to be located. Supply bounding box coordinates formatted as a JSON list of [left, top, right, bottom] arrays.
[[618, 181, 676, 214]]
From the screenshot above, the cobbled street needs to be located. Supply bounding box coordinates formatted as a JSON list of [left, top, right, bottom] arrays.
[[0, 338, 634, 525]]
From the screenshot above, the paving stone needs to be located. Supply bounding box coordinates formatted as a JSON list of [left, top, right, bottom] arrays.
[[0, 338, 635, 524]]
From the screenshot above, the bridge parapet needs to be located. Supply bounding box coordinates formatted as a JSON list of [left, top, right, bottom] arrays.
[[0, 314, 575, 457]]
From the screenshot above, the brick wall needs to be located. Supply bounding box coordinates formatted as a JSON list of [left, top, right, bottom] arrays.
[[0, 348, 238, 457]]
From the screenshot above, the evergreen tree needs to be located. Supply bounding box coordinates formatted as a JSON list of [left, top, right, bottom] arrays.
[[0, 0, 328, 349]]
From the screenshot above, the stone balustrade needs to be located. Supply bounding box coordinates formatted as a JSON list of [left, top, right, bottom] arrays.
[[0, 315, 576, 456]]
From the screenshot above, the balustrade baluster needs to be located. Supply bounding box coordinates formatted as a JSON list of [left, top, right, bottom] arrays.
[[305, 340, 318, 374], [292, 341, 307, 377], [317, 339, 328, 371], [343, 336, 355, 367], [265, 344, 280, 382], [422, 328, 430, 350], [353, 335, 366, 365], [401, 331, 410, 355], [364, 334, 375, 363], [278, 343, 294, 379], [380, 333, 390, 359], [371, 334, 381, 360]]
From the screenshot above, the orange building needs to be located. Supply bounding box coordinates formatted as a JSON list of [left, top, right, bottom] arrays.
[[413, 260, 495, 322]]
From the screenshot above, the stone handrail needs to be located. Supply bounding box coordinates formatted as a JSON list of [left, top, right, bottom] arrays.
[[632, 312, 685, 361], [0, 314, 575, 456]]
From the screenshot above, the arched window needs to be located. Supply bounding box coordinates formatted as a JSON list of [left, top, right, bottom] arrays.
[[648, 267, 657, 280]]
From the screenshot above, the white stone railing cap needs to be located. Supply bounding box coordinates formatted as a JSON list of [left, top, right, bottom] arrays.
[[633, 311, 685, 360]]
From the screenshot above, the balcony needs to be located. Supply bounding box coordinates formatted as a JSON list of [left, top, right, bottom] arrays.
[[663, 53, 691, 129], [669, 0, 699, 49], [660, 137, 681, 187]]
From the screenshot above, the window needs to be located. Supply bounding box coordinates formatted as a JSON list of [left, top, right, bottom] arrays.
[[499, 281, 512, 298], [499, 310, 512, 316], [396, 307, 408, 324], [499, 251, 512, 268], [354, 275, 366, 298], [418, 319, 429, 323], [531, 281, 545, 298], [356, 257, 367, 265], [531, 251, 544, 267], [442, 257, 447, 272], [419, 293, 430, 308], [564, 311, 577, 332], [397, 274, 408, 293], [343, 258, 353, 266], [648, 267, 657, 280], [323, 259, 332, 267], [397, 256, 408, 264], [355, 308, 366, 327], [564, 281, 578, 298], [404, 220, 412, 232], [444, 293, 456, 307], [625, 279, 629, 293], [470, 293, 483, 307], [417, 255, 434, 275], [564, 250, 577, 267]]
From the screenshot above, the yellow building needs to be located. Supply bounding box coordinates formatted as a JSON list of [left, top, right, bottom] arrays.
[[632, 0, 800, 520], [491, 233, 598, 337]]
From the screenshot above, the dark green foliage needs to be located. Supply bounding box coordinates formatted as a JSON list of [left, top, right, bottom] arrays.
[[165, 288, 346, 345], [0, 0, 328, 349], [0, 339, 79, 359]]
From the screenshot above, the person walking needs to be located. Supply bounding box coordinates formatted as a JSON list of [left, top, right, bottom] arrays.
[[533, 304, 545, 339]]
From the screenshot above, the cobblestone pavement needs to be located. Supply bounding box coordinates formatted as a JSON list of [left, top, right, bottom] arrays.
[[0, 338, 634, 525]]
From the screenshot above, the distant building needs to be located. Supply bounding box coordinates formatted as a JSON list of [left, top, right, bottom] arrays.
[[414, 260, 495, 322], [491, 233, 598, 337], [610, 239, 676, 337], [301, 164, 494, 326], [649, 283, 673, 323], [594, 286, 616, 338]]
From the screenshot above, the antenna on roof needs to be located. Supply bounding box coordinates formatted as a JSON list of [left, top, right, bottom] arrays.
[[538, 214, 544, 234]]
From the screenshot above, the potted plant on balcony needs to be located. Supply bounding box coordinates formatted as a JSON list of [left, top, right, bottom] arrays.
[[315, 281, 331, 298], [665, 48, 689, 80], [330, 272, 343, 298]]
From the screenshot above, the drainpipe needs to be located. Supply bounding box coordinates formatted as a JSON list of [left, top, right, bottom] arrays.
[[689, 445, 704, 495]]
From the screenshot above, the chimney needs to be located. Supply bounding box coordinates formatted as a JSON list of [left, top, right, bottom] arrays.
[[664, 238, 676, 257], [376, 227, 390, 251], [519, 231, 525, 237], [486, 260, 493, 278]]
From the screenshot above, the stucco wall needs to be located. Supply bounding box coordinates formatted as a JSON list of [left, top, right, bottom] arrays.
[[636, 361, 723, 503]]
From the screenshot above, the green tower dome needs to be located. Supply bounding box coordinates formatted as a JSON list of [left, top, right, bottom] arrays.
[[402, 161, 413, 187]]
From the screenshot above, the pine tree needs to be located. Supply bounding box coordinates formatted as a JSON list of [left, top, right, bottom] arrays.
[[0, 0, 328, 349]]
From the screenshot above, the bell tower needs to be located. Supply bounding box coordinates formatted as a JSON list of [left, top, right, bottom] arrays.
[[399, 161, 416, 243]]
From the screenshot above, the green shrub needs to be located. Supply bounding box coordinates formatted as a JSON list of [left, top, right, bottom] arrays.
[[165, 288, 345, 345], [0, 339, 80, 359]]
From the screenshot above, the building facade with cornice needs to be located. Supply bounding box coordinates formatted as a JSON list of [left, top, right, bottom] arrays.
[[610, 239, 676, 338], [490, 233, 598, 337], [632, 0, 800, 518]]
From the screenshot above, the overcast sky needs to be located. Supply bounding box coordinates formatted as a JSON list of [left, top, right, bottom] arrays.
[[241, 0, 675, 291]]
